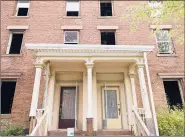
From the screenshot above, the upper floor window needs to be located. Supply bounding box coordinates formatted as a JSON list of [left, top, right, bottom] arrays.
[[16, 0, 30, 16], [100, 0, 112, 16], [148, 0, 162, 7], [7, 30, 24, 54], [155, 30, 173, 54], [101, 31, 115, 45], [64, 31, 79, 44], [66, 0, 80, 16]]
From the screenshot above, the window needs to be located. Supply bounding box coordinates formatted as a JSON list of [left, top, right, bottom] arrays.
[[148, 0, 161, 7], [64, 31, 79, 44], [163, 80, 184, 109], [155, 30, 173, 54], [66, 0, 79, 16], [7, 31, 24, 54], [16, 0, 30, 16], [100, 0, 112, 16], [1, 81, 16, 114], [101, 32, 115, 45]]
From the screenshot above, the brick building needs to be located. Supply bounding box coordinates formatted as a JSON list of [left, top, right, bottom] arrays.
[[1, 0, 184, 136]]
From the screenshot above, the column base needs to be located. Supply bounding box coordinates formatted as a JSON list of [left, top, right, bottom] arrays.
[[86, 118, 94, 136]]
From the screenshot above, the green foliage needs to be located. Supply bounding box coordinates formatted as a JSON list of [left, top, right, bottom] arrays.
[[157, 106, 184, 136], [0, 124, 26, 136], [125, 1, 184, 45]]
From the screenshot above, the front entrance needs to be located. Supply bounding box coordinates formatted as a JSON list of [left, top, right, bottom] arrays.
[[102, 87, 122, 129], [58, 87, 77, 129]]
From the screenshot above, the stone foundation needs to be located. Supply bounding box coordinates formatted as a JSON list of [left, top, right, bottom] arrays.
[[0, 114, 12, 130]]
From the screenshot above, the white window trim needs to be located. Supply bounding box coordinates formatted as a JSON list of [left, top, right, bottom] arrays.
[[16, 0, 30, 16], [155, 30, 174, 54], [64, 31, 79, 44], [66, 0, 80, 16], [6, 31, 24, 54], [148, 0, 162, 7]]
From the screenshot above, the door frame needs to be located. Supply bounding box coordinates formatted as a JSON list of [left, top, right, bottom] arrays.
[[58, 86, 78, 129], [101, 86, 122, 129]]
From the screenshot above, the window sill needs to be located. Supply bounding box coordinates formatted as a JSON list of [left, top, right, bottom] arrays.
[[1, 54, 22, 57], [63, 16, 81, 19], [10, 16, 30, 19], [157, 54, 178, 57], [97, 16, 115, 19]]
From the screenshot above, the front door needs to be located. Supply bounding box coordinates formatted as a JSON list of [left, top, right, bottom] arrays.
[[102, 87, 122, 129], [58, 87, 77, 129]]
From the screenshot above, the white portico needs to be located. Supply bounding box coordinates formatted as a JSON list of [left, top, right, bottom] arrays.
[[26, 44, 159, 136]]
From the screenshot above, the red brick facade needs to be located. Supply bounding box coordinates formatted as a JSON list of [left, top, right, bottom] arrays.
[[1, 1, 184, 129]]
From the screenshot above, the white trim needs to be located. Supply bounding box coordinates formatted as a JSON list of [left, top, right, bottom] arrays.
[[61, 26, 83, 30], [16, 0, 30, 16], [150, 25, 172, 29], [97, 26, 118, 30], [7, 25, 29, 30]]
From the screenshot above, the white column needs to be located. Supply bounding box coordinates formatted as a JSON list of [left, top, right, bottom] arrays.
[[137, 64, 152, 118], [124, 73, 132, 127], [93, 70, 98, 131], [82, 72, 87, 131], [29, 64, 43, 117], [47, 71, 55, 129], [128, 73, 138, 107], [85, 62, 94, 118]]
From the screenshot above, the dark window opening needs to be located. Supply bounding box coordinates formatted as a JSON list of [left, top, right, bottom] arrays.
[[100, 2, 112, 16], [163, 81, 183, 109], [9, 33, 23, 54], [1, 81, 16, 114], [101, 32, 115, 45], [17, 8, 28, 16], [67, 11, 78, 16]]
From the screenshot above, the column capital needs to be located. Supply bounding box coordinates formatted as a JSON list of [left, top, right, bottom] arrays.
[[128, 73, 136, 78], [85, 62, 94, 69], [34, 63, 44, 69], [136, 63, 145, 68]]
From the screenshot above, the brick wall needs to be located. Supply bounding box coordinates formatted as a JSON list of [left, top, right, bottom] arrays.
[[1, 1, 184, 128]]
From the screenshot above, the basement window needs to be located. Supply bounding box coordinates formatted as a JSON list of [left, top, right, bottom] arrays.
[[64, 31, 79, 44], [66, 0, 79, 16], [16, 0, 30, 16], [101, 32, 115, 45], [163, 80, 184, 109], [1, 81, 16, 114], [100, 0, 112, 16], [6, 31, 24, 54]]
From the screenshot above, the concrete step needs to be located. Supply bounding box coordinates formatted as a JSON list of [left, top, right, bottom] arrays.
[[96, 129, 133, 136], [48, 129, 86, 136], [48, 129, 132, 136]]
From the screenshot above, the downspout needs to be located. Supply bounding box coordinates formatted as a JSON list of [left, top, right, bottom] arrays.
[[144, 52, 159, 136]]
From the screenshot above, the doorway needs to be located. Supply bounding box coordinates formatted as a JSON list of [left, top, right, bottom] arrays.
[[58, 87, 78, 129], [102, 87, 122, 129]]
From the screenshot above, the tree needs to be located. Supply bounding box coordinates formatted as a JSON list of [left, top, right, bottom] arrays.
[[125, 1, 184, 45]]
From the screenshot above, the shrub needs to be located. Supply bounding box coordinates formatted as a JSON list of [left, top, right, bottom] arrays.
[[0, 124, 26, 136], [157, 106, 184, 136]]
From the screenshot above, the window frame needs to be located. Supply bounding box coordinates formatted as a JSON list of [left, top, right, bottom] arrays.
[[163, 78, 185, 107], [15, 0, 30, 17], [99, 0, 114, 17], [154, 29, 174, 54], [66, 0, 80, 17], [6, 30, 24, 55], [64, 30, 79, 44], [100, 30, 116, 45]]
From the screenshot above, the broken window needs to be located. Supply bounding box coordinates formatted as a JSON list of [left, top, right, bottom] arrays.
[[16, 0, 30, 16], [66, 0, 79, 16], [101, 32, 115, 45], [7, 31, 24, 54], [64, 31, 79, 44], [1, 81, 16, 114], [100, 0, 112, 16], [155, 30, 173, 54], [163, 80, 184, 109]]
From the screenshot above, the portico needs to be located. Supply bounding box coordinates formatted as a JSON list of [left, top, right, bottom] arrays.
[[26, 44, 158, 136]]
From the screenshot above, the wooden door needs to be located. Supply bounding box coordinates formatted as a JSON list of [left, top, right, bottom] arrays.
[[58, 87, 77, 129]]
